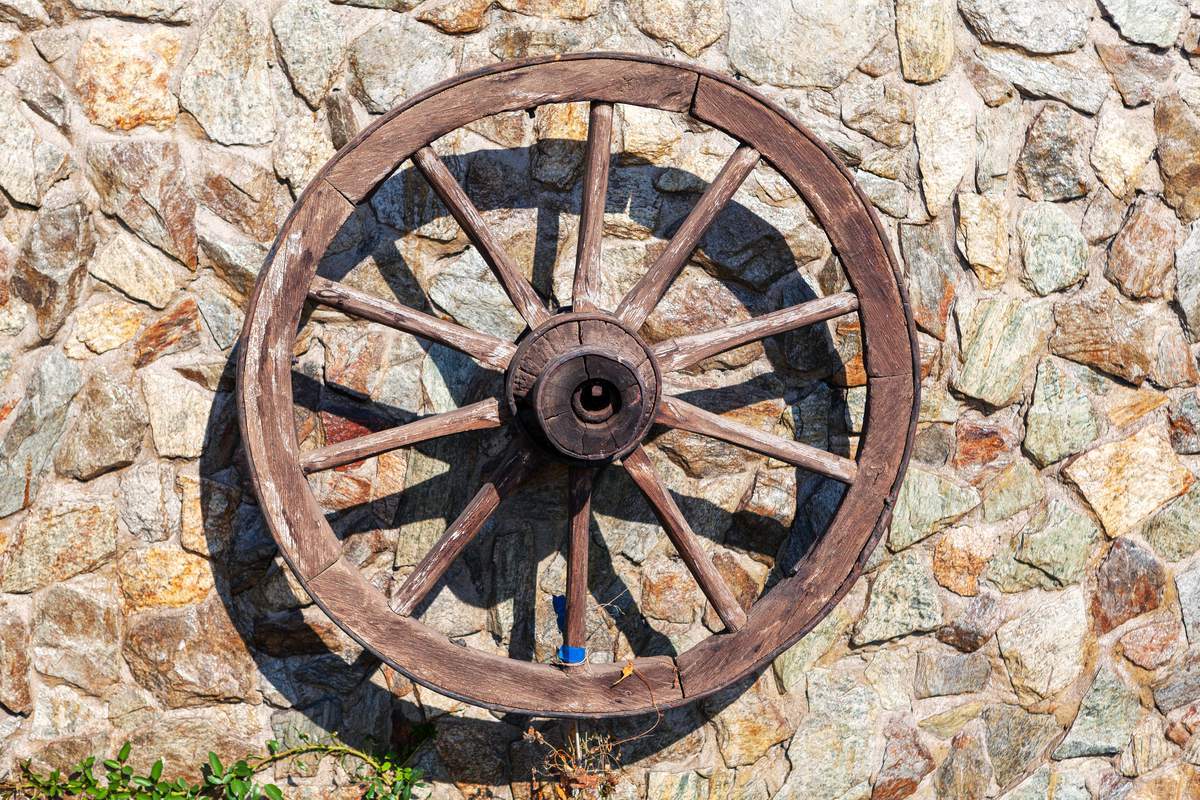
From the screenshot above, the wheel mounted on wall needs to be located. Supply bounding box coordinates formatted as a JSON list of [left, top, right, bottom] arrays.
[[236, 53, 919, 718]]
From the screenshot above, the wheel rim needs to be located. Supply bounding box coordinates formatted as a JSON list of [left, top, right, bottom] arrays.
[[236, 53, 919, 717]]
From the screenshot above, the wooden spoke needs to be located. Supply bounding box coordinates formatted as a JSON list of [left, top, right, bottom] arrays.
[[393, 441, 542, 616], [413, 146, 550, 327], [573, 102, 613, 313], [653, 292, 859, 373], [622, 446, 747, 632], [308, 276, 516, 369], [615, 145, 760, 329], [563, 466, 593, 663], [301, 399, 504, 474], [656, 395, 857, 484]]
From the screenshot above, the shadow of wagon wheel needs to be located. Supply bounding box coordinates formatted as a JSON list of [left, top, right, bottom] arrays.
[[199, 142, 855, 789]]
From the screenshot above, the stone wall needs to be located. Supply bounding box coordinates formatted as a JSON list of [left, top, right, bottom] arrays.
[[1, 0, 1200, 797]]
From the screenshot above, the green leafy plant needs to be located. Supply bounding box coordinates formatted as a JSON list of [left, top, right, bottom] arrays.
[[0, 731, 430, 800]]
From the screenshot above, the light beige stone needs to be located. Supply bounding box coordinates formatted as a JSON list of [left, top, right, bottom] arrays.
[[1091, 95, 1156, 198], [916, 76, 977, 215], [896, 0, 954, 84], [955, 192, 1009, 288], [119, 546, 215, 612], [66, 299, 144, 356], [1064, 424, 1193, 536], [75, 23, 181, 131], [996, 586, 1087, 703]]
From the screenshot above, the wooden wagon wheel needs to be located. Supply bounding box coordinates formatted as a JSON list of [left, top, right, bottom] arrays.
[[237, 53, 919, 718]]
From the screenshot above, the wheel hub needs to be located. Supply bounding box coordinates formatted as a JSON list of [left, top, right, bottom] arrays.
[[506, 313, 661, 462]]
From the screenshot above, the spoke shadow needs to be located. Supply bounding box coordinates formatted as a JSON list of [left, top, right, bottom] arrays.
[[201, 140, 857, 787]]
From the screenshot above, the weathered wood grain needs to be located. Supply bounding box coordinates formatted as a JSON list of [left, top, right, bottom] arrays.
[[573, 102, 613, 313], [393, 440, 541, 616], [623, 445, 747, 632], [238, 179, 354, 580], [690, 76, 911, 379], [565, 466, 593, 658], [653, 292, 859, 373], [616, 145, 760, 330], [308, 276, 516, 369], [413, 146, 549, 327], [325, 60, 698, 203], [309, 558, 684, 716], [300, 398, 504, 473], [656, 395, 857, 484]]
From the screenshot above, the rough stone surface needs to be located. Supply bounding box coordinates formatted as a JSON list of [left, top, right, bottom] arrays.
[[179, 0, 274, 145], [0, 82, 68, 206], [1156, 94, 1200, 223], [0, 492, 117, 593], [272, 0, 343, 108], [1014, 498, 1099, 587], [915, 76, 976, 215], [1092, 538, 1166, 634], [1064, 424, 1193, 537], [1178, 224, 1200, 341], [1176, 565, 1200, 643], [900, 219, 957, 339], [1097, 43, 1174, 107], [31, 573, 122, 694], [996, 587, 1087, 703], [982, 704, 1062, 789], [1051, 287, 1198, 388], [0, 351, 83, 518], [889, 466, 981, 551], [54, 374, 147, 480], [627, 0, 726, 57], [915, 650, 990, 698], [1106, 195, 1178, 301], [1018, 202, 1088, 296], [935, 723, 991, 799], [1024, 359, 1099, 466], [75, 23, 180, 131], [852, 552, 943, 645], [88, 232, 179, 309], [1146, 483, 1200, 561], [88, 139, 197, 269], [13, 190, 95, 339], [727, 0, 890, 89], [1091, 96, 1156, 199], [1016, 102, 1093, 201], [1099, 0, 1186, 47], [952, 297, 1053, 409], [959, 0, 1090, 53], [349, 15, 456, 114], [140, 366, 214, 459], [955, 192, 1008, 288], [977, 45, 1109, 114], [123, 596, 259, 708], [895, 0, 954, 84]]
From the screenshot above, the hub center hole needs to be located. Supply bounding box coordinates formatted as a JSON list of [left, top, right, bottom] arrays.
[[573, 379, 620, 423]]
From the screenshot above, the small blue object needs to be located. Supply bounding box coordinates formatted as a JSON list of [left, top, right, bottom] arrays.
[[552, 594, 567, 631], [557, 645, 586, 665]]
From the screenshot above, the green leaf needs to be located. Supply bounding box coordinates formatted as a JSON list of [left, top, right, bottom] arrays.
[[118, 742, 133, 763], [261, 784, 284, 800], [208, 753, 223, 777], [104, 760, 122, 771], [150, 759, 163, 783]]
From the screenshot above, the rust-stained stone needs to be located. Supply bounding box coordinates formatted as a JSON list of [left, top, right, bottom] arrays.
[[938, 588, 1004, 652], [1050, 286, 1198, 388], [1106, 195, 1179, 300], [1155, 94, 1200, 223], [31, 572, 122, 694], [87, 138, 198, 269], [933, 525, 994, 596], [66, 299, 145, 356], [13, 190, 96, 340], [934, 723, 991, 800], [954, 415, 1019, 472], [416, 0, 491, 34], [1097, 42, 1174, 107], [1122, 620, 1184, 669], [0, 598, 31, 714], [132, 298, 203, 368], [196, 150, 291, 242], [900, 219, 957, 340], [1091, 537, 1166, 633], [1016, 102, 1093, 202], [640, 554, 701, 625], [119, 545, 215, 612], [1064, 424, 1193, 537], [871, 718, 934, 800], [123, 595, 259, 708], [54, 373, 147, 480], [74, 23, 180, 131], [0, 493, 117, 593]]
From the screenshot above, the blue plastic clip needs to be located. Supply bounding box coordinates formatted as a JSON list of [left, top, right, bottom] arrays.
[[557, 645, 587, 665]]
